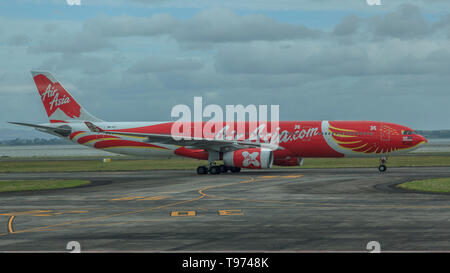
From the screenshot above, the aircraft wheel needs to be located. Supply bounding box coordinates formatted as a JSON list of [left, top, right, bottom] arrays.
[[197, 166, 208, 175], [209, 165, 221, 175], [220, 165, 228, 173], [230, 167, 241, 173], [378, 164, 387, 172]]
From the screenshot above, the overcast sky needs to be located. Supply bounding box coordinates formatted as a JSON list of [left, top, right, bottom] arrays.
[[1, 0, 450, 139]]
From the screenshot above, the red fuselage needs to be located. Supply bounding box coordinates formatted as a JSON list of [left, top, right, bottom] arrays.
[[68, 120, 427, 161]]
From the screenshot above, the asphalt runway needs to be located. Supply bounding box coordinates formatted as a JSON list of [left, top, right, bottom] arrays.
[[0, 167, 450, 252]]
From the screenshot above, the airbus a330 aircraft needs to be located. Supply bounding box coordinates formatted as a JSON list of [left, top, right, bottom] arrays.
[[10, 71, 428, 174]]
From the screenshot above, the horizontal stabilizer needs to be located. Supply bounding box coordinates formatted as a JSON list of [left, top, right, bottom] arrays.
[[9, 121, 72, 137]]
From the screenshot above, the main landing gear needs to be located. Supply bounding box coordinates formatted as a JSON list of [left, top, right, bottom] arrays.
[[378, 156, 387, 172], [197, 150, 241, 175], [196, 165, 241, 175]]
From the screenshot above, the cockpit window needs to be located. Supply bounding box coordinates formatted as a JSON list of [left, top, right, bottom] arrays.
[[402, 130, 417, 135]]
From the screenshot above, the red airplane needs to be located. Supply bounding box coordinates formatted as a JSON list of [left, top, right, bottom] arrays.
[[10, 71, 428, 174]]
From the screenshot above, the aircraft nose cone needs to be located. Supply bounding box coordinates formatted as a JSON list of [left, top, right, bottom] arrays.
[[418, 134, 428, 145]]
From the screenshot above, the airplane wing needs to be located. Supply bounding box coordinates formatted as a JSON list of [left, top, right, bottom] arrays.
[[84, 122, 280, 152]]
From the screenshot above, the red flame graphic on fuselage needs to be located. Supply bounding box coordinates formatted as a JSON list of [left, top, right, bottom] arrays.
[[328, 123, 396, 154], [33, 74, 81, 119]]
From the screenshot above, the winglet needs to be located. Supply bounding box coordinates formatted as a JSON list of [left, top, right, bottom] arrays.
[[84, 121, 104, 132]]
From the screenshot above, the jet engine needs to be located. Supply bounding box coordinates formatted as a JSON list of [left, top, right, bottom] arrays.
[[223, 148, 273, 169]]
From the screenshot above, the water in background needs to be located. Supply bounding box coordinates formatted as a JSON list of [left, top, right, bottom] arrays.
[[0, 139, 449, 158], [412, 138, 450, 153], [0, 145, 116, 157]]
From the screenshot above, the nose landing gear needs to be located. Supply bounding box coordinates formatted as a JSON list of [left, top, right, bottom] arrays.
[[378, 157, 387, 172]]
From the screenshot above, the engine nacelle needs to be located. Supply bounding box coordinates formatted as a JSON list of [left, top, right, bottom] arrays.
[[223, 148, 273, 169], [273, 157, 303, 167]]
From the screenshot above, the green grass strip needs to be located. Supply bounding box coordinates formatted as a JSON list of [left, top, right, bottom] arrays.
[[1, 155, 450, 173], [397, 177, 450, 193]]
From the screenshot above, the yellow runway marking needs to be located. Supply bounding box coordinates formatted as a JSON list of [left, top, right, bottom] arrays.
[[110, 196, 145, 201], [2, 174, 450, 237], [260, 175, 303, 179], [218, 209, 243, 216], [0, 210, 52, 216], [204, 193, 450, 210], [16, 218, 172, 233], [0, 177, 239, 236], [110, 195, 171, 201], [0, 210, 88, 217], [281, 175, 304, 178], [8, 216, 15, 234], [1, 210, 91, 235], [139, 196, 171, 201], [65, 211, 89, 214], [171, 211, 196, 217], [197, 175, 450, 211], [198, 177, 255, 198]]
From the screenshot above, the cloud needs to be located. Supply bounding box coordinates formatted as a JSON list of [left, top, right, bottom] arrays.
[[214, 36, 450, 77], [39, 53, 120, 75], [129, 0, 167, 3], [5, 34, 32, 46], [119, 0, 450, 13], [370, 4, 430, 39], [2, 2, 450, 131], [28, 31, 114, 54], [84, 13, 177, 38], [83, 8, 321, 44], [171, 8, 321, 43], [333, 14, 360, 36], [127, 56, 204, 73], [214, 42, 371, 76]]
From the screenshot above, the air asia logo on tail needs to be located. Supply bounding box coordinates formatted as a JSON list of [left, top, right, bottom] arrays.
[[33, 74, 81, 119], [42, 84, 71, 110]]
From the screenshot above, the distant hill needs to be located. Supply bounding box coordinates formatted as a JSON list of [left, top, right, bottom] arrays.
[[416, 130, 450, 139], [0, 137, 73, 146], [0, 127, 55, 141]]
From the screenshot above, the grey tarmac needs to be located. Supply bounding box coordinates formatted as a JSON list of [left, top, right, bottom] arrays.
[[0, 167, 449, 252]]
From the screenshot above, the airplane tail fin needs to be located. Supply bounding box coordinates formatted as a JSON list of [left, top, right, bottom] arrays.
[[31, 71, 103, 123]]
